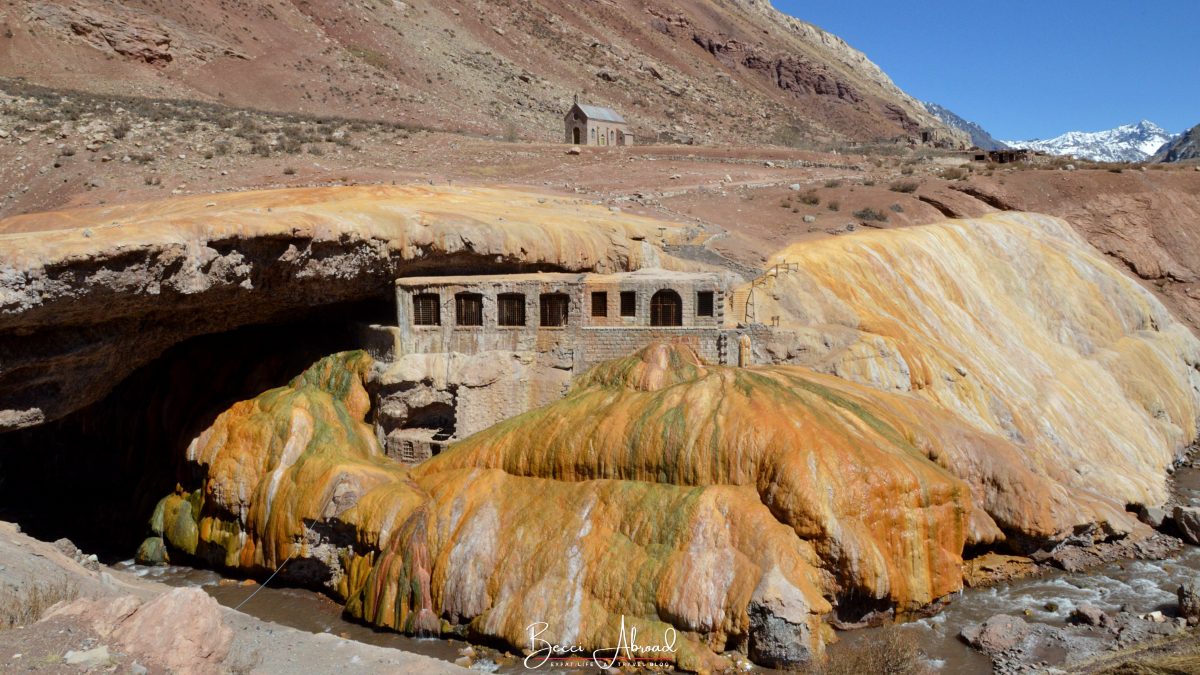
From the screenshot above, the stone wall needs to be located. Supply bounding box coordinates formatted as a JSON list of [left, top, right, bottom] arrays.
[[367, 270, 748, 461]]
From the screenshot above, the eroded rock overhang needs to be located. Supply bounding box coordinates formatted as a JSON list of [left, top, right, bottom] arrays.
[[0, 185, 695, 431]]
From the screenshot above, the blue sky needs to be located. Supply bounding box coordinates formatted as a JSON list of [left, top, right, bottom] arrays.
[[775, 1, 1199, 140]]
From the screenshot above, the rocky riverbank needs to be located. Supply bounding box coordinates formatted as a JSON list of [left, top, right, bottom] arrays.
[[957, 452, 1200, 673], [0, 520, 467, 674]]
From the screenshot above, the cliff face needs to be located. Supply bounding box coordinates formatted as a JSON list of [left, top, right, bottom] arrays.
[[0, 185, 680, 431], [1153, 123, 1200, 163], [752, 213, 1200, 525], [0, 0, 960, 146], [141, 212, 1200, 669]]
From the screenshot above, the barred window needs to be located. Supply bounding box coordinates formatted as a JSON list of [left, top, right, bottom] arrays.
[[619, 291, 637, 317], [591, 291, 608, 317], [498, 293, 526, 326], [697, 291, 714, 317], [412, 293, 440, 326], [650, 290, 683, 326], [540, 293, 570, 327], [455, 292, 483, 326]]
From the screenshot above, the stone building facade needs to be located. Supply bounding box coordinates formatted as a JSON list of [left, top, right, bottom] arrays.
[[564, 103, 634, 147], [395, 269, 729, 367], [365, 269, 741, 463]]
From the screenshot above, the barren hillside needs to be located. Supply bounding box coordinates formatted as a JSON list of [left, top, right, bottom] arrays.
[[0, 0, 961, 146]]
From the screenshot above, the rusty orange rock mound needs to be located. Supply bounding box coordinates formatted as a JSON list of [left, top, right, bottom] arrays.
[[429, 343, 986, 609], [746, 212, 1200, 538], [148, 344, 1013, 670]]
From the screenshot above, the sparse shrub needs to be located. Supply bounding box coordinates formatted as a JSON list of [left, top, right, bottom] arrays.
[[900, 165, 914, 175], [0, 576, 79, 629], [941, 167, 966, 180], [890, 203, 904, 213], [888, 181, 917, 193], [277, 133, 303, 154], [348, 46, 391, 70], [143, 175, 161, 186], [827, 201, 840, 212], [251, 141, 272, 157], [853, 207, 889, 222], [131, 152, 155, 164], [824, 179, 842, 188], [813, 625, 931, 675], [502, 119, 519, 143], [283, 167, 296, 175], [863, 179, 876, 186], [799, 190, 820, 206], [307, 144, 325, 156], [112, 121, 131, 139], [214, 140, 231, 157], [1108, 167, 1124, 173], [59, 147, 76, 157], [773, 125, 809, 149]]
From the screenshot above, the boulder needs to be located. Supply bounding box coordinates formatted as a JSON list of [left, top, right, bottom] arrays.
[[64, 645, 111, 667], [1137, 505, 1169, 529], [1178, 582, 1200, 625], [1069, 603, 1111, 628], [111, 588, 233, 674], [746, 567, 819, 668], [960, 614, 1031, 653], [1173, 506, 1200, 543], [135, 536, 168, 565], [962, 553, 1036, 587]]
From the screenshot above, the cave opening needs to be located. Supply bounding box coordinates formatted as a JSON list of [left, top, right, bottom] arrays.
[[0, 297, 393, 563]]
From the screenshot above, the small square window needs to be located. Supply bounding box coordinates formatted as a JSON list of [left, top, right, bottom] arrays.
[[412, 293, 440, 326], [697, 291, 714, 317], [498, 293, 526, 326], [540, 293, 570, 327], [591, 291, 608, 317], [455, 293, 483, 326], [619, 291, 636, 317]]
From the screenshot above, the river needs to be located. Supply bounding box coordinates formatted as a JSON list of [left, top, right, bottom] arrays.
[[116, 466, 1200, 674]]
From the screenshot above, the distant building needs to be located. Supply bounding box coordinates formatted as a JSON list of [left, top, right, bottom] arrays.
[[564, 101, 633, 147], [986, 148, 1033, 164]]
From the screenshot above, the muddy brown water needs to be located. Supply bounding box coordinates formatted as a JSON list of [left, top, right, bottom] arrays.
[[116, 466, 1200, 673], [119, 546, 1200, 674]]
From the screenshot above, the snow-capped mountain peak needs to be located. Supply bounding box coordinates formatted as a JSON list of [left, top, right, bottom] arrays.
[[1002, 121, 1176, 162]]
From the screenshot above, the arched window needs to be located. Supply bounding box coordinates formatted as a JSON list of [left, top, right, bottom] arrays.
[[609, 130, 615, 143], [650, 290, 683, 326]]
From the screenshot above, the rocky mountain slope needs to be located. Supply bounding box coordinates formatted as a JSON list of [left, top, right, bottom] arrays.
[[1004, 120, 1176, 162], [1154, 123, 1200, 163], [924, 101, 1008, 150], [0, 0, 963, 147]]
